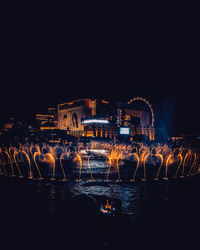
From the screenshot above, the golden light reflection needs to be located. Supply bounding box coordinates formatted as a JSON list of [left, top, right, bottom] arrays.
[[0, 141, 199, 182]]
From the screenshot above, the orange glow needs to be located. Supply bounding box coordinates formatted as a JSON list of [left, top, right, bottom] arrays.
[[1, 142, 200, 182], [164, 154, 173, 180], [143, 152, 150, 180], [45, 153, 56, 180], [174, 153, 183, 178], [100, 200, 112, 214], [59, 153, 67, 180], [155, 153, 163, 179], [131, 153, 140, 181], [4, 150, 15, 176], [40, 127, 56, 130], [125, 115, 131, 120], [102, 99, 109, 104], [181, 150, 191, 176], [86, 131, 94, 137], [13, 150, 23, 177], [20, 150, 32, 179], [36, 114, 54, 118], [75, 153, 83, 180], [33, 152, 43, 179]]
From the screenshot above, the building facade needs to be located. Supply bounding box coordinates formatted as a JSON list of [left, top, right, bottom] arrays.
[[36, 107, 57, 130], [57, 98, 155, 140], [57, 99, 97, 137]]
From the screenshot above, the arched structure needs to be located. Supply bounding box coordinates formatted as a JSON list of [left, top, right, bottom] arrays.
[[128, 97, 154, 127]]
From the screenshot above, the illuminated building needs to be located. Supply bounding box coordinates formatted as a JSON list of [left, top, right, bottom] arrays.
[[36, 107, 57, 130], [57, 98, 155, 140], [57, 99, 97, 137]]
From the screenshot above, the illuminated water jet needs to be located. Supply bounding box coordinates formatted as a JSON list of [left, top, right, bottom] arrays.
[[45, 153, 56, 181], [142, 152, 150, 181], [75, 153, 83, 181], [33, 152, 43, 180], [130, 153, 140, 182], [5, 149, 15, 177], [163, 154, 171, 180], [20, 149, 33, 179], [154, 153, 163, 180], [0, 141, 199, 182], [13, 150, 23, 178], [59, 153, 67, 181], [174, 153, 183, 178]]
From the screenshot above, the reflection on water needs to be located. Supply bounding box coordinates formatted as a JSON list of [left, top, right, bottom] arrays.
[[1, 152, 200, 248], [1, 158, 200, 227], [68, 160, 175, 219], [27, 176, 175, 226]]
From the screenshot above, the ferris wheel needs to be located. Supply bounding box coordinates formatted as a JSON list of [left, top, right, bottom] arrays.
[[128, 97, 154, 127]]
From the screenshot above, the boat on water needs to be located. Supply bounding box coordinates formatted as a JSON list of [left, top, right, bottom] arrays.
[[100, 200, 115, 216]]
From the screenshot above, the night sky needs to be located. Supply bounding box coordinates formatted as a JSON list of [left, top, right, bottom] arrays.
[[1, 7, 200, 135]]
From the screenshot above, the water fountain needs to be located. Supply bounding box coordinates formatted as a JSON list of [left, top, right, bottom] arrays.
[[0, 141, 199, 182]]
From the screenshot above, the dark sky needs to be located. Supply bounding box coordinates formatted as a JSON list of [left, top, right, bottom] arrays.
[[1, 7, 200, 135]]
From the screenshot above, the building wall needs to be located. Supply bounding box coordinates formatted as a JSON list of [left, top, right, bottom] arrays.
[[57, 98, 155, 140], [125, 109, 150, 127], [57, 99, 96, 136], [84, 124, 118, 140]]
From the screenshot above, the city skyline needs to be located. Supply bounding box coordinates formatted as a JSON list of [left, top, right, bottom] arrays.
[[1, 84, 199, 136], [1, 10, 199, 135]]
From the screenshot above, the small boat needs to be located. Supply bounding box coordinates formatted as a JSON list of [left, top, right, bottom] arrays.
[[100, 200, 115, 215]]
